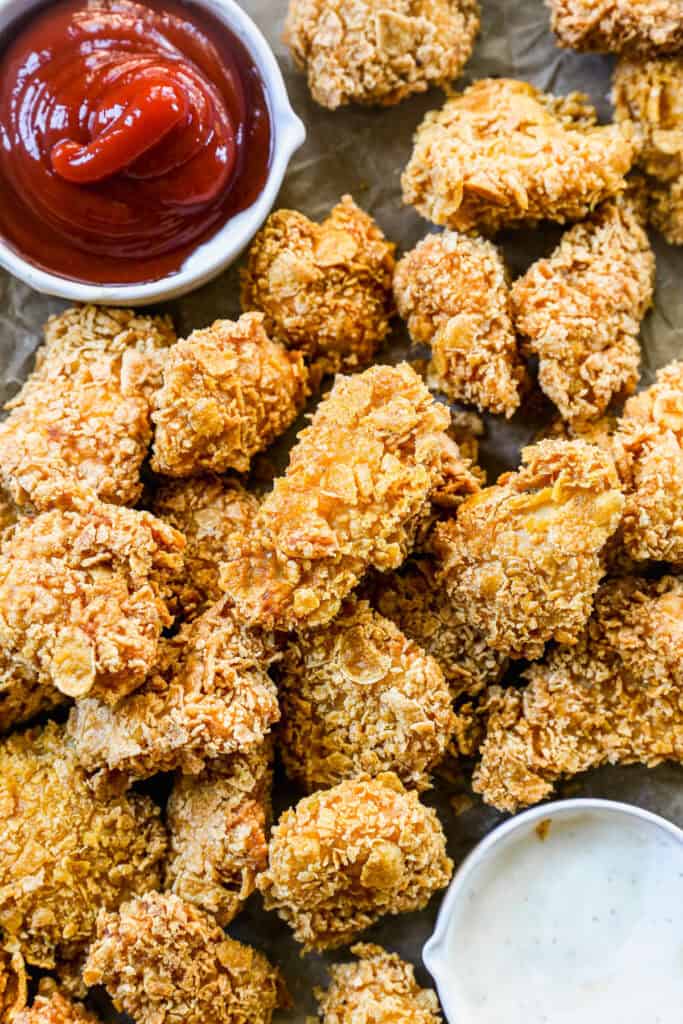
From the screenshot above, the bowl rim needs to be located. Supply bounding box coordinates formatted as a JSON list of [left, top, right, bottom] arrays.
[[0, 0, 306, 306]]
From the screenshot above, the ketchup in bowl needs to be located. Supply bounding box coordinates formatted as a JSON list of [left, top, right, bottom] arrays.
[[0, 0, 272, 284]]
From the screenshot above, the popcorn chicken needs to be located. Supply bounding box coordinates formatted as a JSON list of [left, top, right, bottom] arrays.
[[13, 988, 99, 1024], [258, 773, 452, 951], [549, 0, 683, 56], [393, 231, 527, 417], [402, 79, 634, 234], [511, 197, 655, 424], [151, 313, 308, 477], [83, 892, 286, 1024], [0, 306, 174, 512], [241, 197, 396, 378], [0, 950, 26, 1021], [432, 440, 624, 660], [284, 0, 479, 109]]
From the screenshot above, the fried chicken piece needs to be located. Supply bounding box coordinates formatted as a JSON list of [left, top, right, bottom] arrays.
[[258, 773, 452, 950], [284, 0, 479, 110], [151, 476, 260, 620], [511, 197, 655, 424], [549, 0, 683, 56], [0, 722, 166, 973], [394, 232, 527, 418], [13, 987, 100, 1024], [432, 440, 624, 660], [278, 598, 455, 792], [473, 575, 683, 812], [0, 950, 26, 1021], [151, 313, 308, 477], [84, 892, 285, 1024], [67, 596, 280, 787], [220, 362, 465, 631], [165, 741, 273, 926], [0, 306, 174, 512], [402, 79, 634, 234], [241, 197, 396, 378], [315, 944, 441, 1024]]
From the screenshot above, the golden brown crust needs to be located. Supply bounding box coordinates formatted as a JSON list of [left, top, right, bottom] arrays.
[[258, 773, 452, 951], [0, 950, 27, 1022], [241, 197, 396, 378], [402, 79, 634, 233], [13, 987, 99, 1024], [549, 0, 683, 55]]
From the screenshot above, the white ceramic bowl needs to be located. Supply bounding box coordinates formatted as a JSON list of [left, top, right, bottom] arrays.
[[0, 0, 305, 305]]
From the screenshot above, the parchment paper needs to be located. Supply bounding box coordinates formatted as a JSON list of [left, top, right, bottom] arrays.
[[2, 1, 683, 1020]]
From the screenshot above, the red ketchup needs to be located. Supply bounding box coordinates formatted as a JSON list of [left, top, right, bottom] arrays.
[[0, 0, 272, 284]]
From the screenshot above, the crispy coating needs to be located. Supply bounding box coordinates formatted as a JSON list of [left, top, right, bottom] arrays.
[[0, 306, 174, 512], [284, 0, 479, 109], [151, 476, 260, 620], [432, 440, 624, 660], [614, 57, 683, 245], [402, 79, 634, 234], [67, 596, 280, 787], [165, 741, 273, 926], [278, 598, 455, 792], [13, 988, 100, 1024], [151, 313, 308, 477], [83, 892, 286, 1024], [549, 0, 683, 55], [511, 198, 655, 424], [0, 950, 26, 1021], [258, 773, 452, 951], [315, 943, 441, 1024], [0, 722, 166, 972], [473, 576, 683, 811], [241, 197, 396, 378], [0, 504, 183, 715], [394, 231, 527, 417], [220, 363, 464, 631]]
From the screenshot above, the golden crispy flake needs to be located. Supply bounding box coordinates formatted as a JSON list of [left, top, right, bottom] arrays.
[[402, 79, 634, 234], [258, 773, 452, 951], [0, 950, 27, 1022], [549, 0, 683, 55], [13, 986, 100, 1024]]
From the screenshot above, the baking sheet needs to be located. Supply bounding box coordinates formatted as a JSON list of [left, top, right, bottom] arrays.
[[2, 0, 683, 1019]]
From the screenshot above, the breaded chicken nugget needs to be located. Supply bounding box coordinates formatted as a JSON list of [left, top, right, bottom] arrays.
[[284, 0, 479, 109], [549, 0, 683, 56], [402, 79, 634, 234], [241, 197, 396, 378], [394, 231, 527, 417], [432, 440, 624, 660], [220, 363, 465, 631], [151, 476, 260, 620], [0, 722, 166, 973], [258, 773, 452, 950], [165, 741, 273, 926], [151, 313, 307, 477], [0, 306, 174, 512], [0, 950, 26, 1021], [278, 597, 455, 792], [511, 197, 655, 424], [473, 576, 683, 812], [83, 892, 286, 1024], [13, 987, 99, 1024]]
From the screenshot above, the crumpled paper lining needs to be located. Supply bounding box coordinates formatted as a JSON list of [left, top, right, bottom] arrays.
[[1, 1, 683, 1019]]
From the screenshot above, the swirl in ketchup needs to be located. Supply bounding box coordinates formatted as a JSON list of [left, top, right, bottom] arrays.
[[0, 0, 272, 284]]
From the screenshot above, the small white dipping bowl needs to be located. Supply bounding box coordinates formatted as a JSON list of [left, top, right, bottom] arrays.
[[0, 0, 305, 306]]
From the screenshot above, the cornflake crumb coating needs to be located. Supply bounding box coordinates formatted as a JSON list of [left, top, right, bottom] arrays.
[[83, 892, 286, 1024], [165, 740, 273, 926], [284, 0, 479, 109], [473, 576, 683, 812], [13, 987, 100, 1024], [0, 306, 174, 512], [394, 231, 527, 417], [0, 722, 166, 972], [241, 197, 396, 378], [614, 57, 683, 245], [402, 79, 634, 234], [0, 950, 26, 1021], [151, 475, 260, 620], [151, 313, 308, 477], [549, 0, 683, 56], [258, 773, 453, 951], [432, 440, 624, 660], [511, 197, 655, 424], [278, 597, 455, 792], [220, 363, 465, 631], [315, 943, 442, 1024]]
